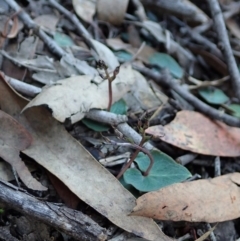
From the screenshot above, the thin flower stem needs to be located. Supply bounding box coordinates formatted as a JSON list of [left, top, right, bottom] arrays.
[[97, 61, 120, 112], [103, 67, 113, 112], [107, 139, 154, 179], [107, 79, 112, 111], [116, 137, 145, 179]]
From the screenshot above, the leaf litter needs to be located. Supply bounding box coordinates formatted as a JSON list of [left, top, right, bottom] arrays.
[[0, 73, 170, 241], [2, 0, 240, 240]]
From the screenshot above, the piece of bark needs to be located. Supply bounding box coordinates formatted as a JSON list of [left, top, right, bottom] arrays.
[[0, 179, 107, 241]]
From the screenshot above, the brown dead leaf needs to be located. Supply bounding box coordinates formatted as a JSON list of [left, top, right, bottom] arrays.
[[189, 48, 228, 75], [132, 173, 240, 223], [2, 13, 19, 39], [146, 110, 240, 156], [47, 172, 80, 209], [0, 73, 172, 241], [0, 110, 46, 191], [97, 0, 129, 25]]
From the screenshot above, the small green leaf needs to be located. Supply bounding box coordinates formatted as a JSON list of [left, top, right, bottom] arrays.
[[54, 32, 74, 47], [123, 150, 191, 192], [82, 118, 109, 132], [82, 99, 127, 131], [121, 33, 129, 43], [149, 53, 183, 78], [110, 99, 128, 115], [114, 50, 132, 62], [228, 104, 240, 118], [0, 208, 4, 214], [198, 87, 229, 104], [119, 177, 140, 197]]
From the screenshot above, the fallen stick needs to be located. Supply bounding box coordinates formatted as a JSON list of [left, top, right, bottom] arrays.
[[0, 179, 107, 241]]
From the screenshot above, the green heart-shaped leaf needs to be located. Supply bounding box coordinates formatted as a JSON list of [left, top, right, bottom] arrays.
[[110, 99, 128, 115], [54, 32, 74, 47], [198, 87, 229, 105], [114, 50, 132, 62], [81, 118, 109, 132], [149, 53, 183, 78], [228, 104, 240, 118], [123, 150, 191, 192]]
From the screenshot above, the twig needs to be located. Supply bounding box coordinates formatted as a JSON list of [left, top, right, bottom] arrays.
[[188, 76, 229, 90], [117, 122, 154, 150], [86, 110, 127, 125], [183, 174, 201, 182], [206, 223, 217, 241], [208, 0, 240, 100], [176, 153, 198, 166], [134, 65, 240, 127], [184, 27, 222, 59], [48, 0, 91, 38], [57, 103, 155, 152], [47, 0, 97, 55], [214, 156, 221, 177], [3, 73, 41, 97], [0, 179, 107, 241], [177, 233, 191, 241], [141, 0, 209, 24]]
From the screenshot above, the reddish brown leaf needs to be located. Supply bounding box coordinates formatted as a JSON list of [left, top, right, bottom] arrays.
[[47, 172, 80, 209], [132, 173, 240, 223], [146, 110, 240, 156]]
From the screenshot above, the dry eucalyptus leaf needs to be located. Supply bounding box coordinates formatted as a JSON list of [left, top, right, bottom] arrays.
[[72, 0, 96, 23], [34, 14, 59, 31], [132, 173, 240, 223], [97, 0, 129, 25], [0, 73, 172, 241], [0, 161, 15, 181], [146, 110, 240, 156], [23, 65, 135, 124], [123, 70, 166, 112], [106, 38, 131, 51], [60, 54, 98, 76], [90, 39, 120, 71], [0, 110, 46, 191]]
